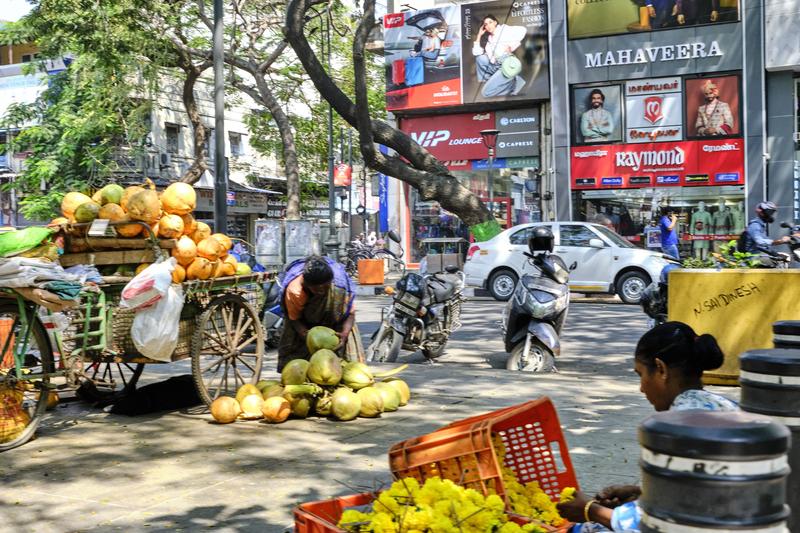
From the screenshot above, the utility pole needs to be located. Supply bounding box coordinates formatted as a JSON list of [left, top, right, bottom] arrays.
[[348, 129, 353, 242], [212, 0, 227, 233]]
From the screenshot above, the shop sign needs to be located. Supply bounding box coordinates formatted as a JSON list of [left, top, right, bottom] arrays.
[[584, 41, 723, 69], [334, 163, 352, 186], [507, 157, 540, 169], [570, 138, 744, 189], [625, 77, 683, 144], [496, 109, 540, 158], [472, 158, 507, 170], [379, 172, 389, 232]]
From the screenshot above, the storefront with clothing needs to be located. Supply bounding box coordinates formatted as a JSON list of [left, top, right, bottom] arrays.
[[548, 0, 770, 255]]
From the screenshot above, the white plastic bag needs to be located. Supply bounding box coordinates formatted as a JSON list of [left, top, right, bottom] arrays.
[[131, 284, 184, 362], [120, 258, 176, 310]]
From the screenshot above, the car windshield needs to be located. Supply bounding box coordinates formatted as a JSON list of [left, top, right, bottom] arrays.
[[593, 225, 635, 248]]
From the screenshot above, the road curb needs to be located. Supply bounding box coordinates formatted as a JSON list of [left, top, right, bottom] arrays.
[[355, 285, 625, 303]]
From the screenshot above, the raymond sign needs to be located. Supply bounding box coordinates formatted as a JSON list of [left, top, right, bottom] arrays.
[[334, 163, 352, 186], [570, 138, 744, 189]]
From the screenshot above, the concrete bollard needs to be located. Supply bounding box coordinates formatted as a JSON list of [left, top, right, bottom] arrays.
[[772, 321, 800, 349], [638, 410, 790, 532], [740, 348, 800, 532]]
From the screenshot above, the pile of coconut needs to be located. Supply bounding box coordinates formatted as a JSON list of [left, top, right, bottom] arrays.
[[209, 326, 411, 424]]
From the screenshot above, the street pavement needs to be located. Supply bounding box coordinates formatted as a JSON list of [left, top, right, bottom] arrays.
[[0, 296, 740, 532]]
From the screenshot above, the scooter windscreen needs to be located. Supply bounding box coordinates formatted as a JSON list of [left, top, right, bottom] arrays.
[[537, 256, 569, 285]]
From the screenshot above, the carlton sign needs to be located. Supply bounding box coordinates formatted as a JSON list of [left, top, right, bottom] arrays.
[[585, 40, 723, 69]]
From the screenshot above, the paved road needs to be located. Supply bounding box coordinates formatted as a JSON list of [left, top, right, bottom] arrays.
[[0, 297, 740, 532]]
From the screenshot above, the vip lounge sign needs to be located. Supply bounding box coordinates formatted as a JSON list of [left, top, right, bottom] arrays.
[[625, 77, 683, 144]]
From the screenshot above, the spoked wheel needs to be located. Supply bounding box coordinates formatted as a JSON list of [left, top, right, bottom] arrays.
[[0, 303, 54, 452], [80, 361, 144, 397], [506, 334, 555, 373], [192, 294, 264, 405], [367, 325, 402, 363]]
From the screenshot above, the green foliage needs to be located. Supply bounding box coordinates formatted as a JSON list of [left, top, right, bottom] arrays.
[[681, 240, 762, 269]]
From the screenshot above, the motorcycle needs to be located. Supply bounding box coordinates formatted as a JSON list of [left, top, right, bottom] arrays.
[[640, 261, 681, 329], [262, 274, 285, 349], [780, 222, 800, 264], [367, 235, 466, 363], [501, 230, 572, 372]]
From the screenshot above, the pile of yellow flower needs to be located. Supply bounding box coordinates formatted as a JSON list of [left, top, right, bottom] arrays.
[[337, 477, 547, 533]]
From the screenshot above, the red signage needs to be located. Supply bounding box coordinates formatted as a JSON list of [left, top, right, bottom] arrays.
[[643, 96, 663, 125], [570, 139, 745, 189], [334, 163, 352, 186], [399, 111, 494, 161]]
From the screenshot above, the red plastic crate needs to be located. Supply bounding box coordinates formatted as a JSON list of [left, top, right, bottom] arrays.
[[388, 398, 578, 505], [295, 492, 374, 533]]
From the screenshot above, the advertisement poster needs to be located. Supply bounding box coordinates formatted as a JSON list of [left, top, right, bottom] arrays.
[[573, 85, 623, 144], [625, 77, 683, 144], [384, 0, 549, 112], [570, 138, 745, 188], [685, 75, 740, 138], [567, 0, 740, 39], [460, 0, 549, 105]]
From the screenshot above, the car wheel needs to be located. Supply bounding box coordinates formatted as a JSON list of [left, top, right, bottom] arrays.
[[488, 269, 518, 301], [617, 271, 650, 304]]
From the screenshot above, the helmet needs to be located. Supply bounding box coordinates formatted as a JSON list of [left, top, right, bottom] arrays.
[[528, 226, 554, 253], [757, 201, 777, 223]]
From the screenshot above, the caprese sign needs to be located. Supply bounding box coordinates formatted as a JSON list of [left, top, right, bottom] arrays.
[[570, 139, 744, 189]]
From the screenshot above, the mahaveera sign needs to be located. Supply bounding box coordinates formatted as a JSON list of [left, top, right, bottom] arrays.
[[585, 40, 723, 69], [570, 138, 744, 189], [624, 77, 683, 144]]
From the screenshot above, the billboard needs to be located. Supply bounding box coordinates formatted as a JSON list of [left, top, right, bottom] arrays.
[[384, 0, 549, 112], [685, 75, 740, 138], [570, 138, 745, 189], [573, 85, 623, 144], [625, 77, 683, 143], [567, 0, 740, 40]]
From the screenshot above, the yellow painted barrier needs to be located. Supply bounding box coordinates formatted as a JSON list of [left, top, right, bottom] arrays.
[[668, 269, 800, 385]]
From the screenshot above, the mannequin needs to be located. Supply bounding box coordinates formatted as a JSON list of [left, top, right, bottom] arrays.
[[690, 201, 713, 259], [731, 201, 746, 234], [712, 199, 731, 252]]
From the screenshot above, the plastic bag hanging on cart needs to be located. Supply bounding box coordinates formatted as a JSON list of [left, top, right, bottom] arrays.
[[131, 284, 184, 362], [120, 258, 176, 310]]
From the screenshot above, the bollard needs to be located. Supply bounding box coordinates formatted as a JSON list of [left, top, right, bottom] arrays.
[[638, 410, 790, 532], [773, 321, 800, 349], [740, 348, 800, 532]]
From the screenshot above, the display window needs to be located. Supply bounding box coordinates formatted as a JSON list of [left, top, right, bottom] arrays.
[[571, 185, 745, 259]]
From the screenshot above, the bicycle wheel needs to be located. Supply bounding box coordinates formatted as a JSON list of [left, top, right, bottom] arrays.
[[0, 302, 54, 452]]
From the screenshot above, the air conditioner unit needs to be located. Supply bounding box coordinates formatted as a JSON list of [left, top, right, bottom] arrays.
[[793, 132, 800, 142], [159, 152, 172, 167]]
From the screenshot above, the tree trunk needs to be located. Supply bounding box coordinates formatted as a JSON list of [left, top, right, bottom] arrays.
[[284, 0, 492, 227], [179, 62, 212, 185]]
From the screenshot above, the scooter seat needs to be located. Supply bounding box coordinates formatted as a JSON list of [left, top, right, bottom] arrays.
[[427, 277, 458, 303]]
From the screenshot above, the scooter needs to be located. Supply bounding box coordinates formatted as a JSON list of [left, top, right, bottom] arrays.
[[640, 261, 681, 329], [367, 232, 466, 363], [501, 232, 573, 372], [262, 275, 285, 349]]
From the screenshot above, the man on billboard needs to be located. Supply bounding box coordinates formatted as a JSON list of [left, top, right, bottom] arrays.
[[472, 14, 527, 98], [676, 0, 719, 25], [580, 89, 615, 142], [694, 80, 733, 136]]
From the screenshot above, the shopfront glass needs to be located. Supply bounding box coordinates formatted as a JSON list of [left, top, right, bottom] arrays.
[[409, 166, 541, 262], [572, 185, 745, 258]]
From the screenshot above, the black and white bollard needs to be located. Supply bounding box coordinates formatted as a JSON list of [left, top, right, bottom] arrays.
[[772, 321, 800, 349], [638, 410, 790, 532], [740, 348, 800, 532]]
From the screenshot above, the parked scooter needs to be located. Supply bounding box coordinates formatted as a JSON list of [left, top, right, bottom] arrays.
[[502, 227, 573, 372], [640, 261, 681, 328], [367, 231, 466, 363]]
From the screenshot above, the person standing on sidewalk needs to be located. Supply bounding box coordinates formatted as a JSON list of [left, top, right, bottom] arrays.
[[658, 207, 679, 259]]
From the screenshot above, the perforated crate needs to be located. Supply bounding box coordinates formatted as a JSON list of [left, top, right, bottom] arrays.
[[388, 398, 578, 505]]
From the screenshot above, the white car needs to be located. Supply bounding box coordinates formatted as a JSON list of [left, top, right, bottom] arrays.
[[464, 222, 673, 304]]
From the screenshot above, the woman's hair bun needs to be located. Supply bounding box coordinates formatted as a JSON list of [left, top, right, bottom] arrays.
[[693, 333, 725, 371]]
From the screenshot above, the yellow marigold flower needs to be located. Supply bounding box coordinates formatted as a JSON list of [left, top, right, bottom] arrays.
[[559, 487, 576, 503]]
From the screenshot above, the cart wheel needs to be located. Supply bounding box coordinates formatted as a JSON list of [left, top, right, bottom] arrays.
[[192, 294, 264, 405], [0, 303, 54, 452], [82, 362, 144, 396]]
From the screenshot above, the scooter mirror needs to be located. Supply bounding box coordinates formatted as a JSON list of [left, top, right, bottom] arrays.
[[569, 261, 577, 271], [387, 230, 401, 243]]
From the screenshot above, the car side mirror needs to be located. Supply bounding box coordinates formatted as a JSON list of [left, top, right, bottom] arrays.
[[387, 230, 401, 243], [445, 265, 459, 274], [588, 238, 605, 249], [569, 261, 577, 271]]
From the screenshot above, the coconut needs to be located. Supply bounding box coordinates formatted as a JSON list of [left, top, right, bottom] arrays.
[[342, 362, 373, 390], [306, 349, 343, 386], [382, 379, 411, 406], [374, 382, 401, 412], [235, 383, 261, 404], [97, 183, 124, 206], [197, 237, 226, 262], [235, 263, 252, 276], [158, 214, 184, 239], [120, 185, 144, 211], [262, 396, 291, 423], [356, 387, 384, 418], [116, 215, 143, 238], [211, 233, 233, 252], [283, 390, 312, 418], [98, 203, 126, 223], [172, 235, 197, 267], [126, 180, 160, 224], [181, 213, 198, 236], [161, 182, 197, 215], [281, 359, 309, 385], [209, 396, 241, 424], [171, 264, 186, 284], [261, 384, 285, 399], [191, 221, 212, 244], [187, 257, 213, 280], [239, 393, 264, 419], [331, 387, 361, 421], [314, 391, 333, 416], [61, 192, 93, 218], [135, 263, 151, 276], [221, 257, 236, 276], [256, 379, 280, 392], [74, 201, 101, 223], [306, 326, 340, 353]]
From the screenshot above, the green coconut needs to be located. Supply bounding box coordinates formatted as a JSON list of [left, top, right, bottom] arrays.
[[307, 349, 343, 386], [342, 362, 373, 390], [306, 326, 340, 353], [374, 382, 401, 412], [256, 379, 280, 393], [99, 183, 125, 206], [74, 201, 101, 223], [235, 383, 261, 405], [331, 387, 361, 421], [382, 378, 411, 406], [283, 390, 313, 418], [356, 387, 384, 418], [281, 359, 309, 385], [314, 391, 333, 417], [261, 384, 285, 399]]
